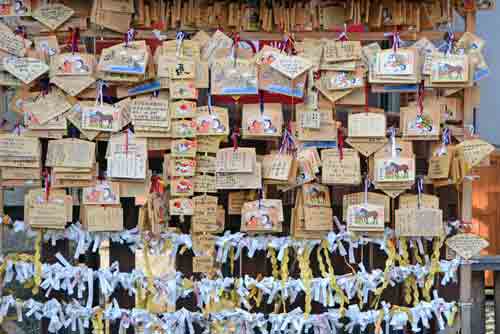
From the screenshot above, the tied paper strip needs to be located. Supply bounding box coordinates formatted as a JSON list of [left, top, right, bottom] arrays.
[[2, 216, 459, 261], [0, 294, 457, 334]]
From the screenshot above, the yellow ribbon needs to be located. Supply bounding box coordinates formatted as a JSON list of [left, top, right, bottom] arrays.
[[280, 247, 289, 313], [142, 239, 155, 311], [298, 246, 312, 316], [229, 246, 235, 276], [372, 238, 397, 308], [423, 237, 444, 301], [33, 230, 43, 295], [268, 248, 280, 280], [91, 308, 105, 334], [321, 241, 347, 313]]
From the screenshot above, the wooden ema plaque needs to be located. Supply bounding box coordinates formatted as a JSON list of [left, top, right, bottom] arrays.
[[395, 208, 444, 237]]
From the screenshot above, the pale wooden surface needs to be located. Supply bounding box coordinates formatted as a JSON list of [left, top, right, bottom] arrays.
[[460, 9, 477, 334]]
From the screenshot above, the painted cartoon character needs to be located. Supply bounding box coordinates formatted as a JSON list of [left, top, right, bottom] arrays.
[[175, 141, 195, 154], [176, 179, 193, 193], [415, 114, 433, 132], [248, 117, 277, 134], [385, 53, 408, 71], [175, 161, 194, 174]]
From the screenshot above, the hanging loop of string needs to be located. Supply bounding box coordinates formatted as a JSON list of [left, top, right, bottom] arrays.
[[67, 27, 80, 54], [389, 126, 397, 158], [95, 80, 107, 106], [125, 28, 135, 47], [40, 77, 50, 96], [259, 91, 265, 115], [175, 31, 185, 58], [467, 124, 475, 137], [364, 82, 370, 113], [279, 123, 297, 155], [417, 176, 424, 209], [445, 24, 455, 55], [231, 32, 240, 65], [417, 81, 425, 116], [384, 28, 402, 53], [281, 33, 295, 55], [438, 127, 451, 156], [231, 128, 240, 151], [364, 176, 371, 206], [337, 123, 344, 161], [43, 168, 51, 201], [337, 23, 349, 41]]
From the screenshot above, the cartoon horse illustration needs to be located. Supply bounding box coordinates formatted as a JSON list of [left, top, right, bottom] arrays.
[[89, 111, 114, 128], [385, 162, 409, 178], [438, 63, 464, 80], [306, 186, 327, 204], [356, 208, 379, 224]]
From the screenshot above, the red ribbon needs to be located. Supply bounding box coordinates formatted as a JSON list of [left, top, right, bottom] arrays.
[[313, 70, 322, 81], [67, 27, 80, 53], [149, 175, 164, 194], [43, 168, 51, 201], [231, 128, 240, 151], [417, 81, 425, 116], [337, 125, 344, 161]]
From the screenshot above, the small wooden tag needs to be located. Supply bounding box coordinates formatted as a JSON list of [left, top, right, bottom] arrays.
[[346, 138, 387, 157], [32, 4, 74, 30], [446, 233, 489, 259], [321, 148, 361, 185], [348, 113, 386, 138], [0, 31, 26, 57], [269, 54, 312, 79], [216, 147, 256, 173], [3, 56, 49, 84], [51, 75, 95, 97], [303, 206, 333, 231], [395, 208, 444, 237]]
